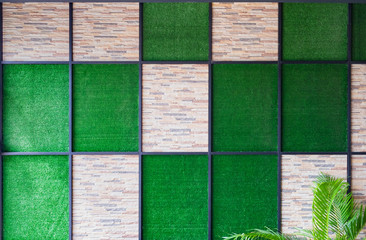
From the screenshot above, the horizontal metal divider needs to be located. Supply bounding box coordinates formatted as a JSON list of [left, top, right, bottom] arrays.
[[1, 0, 366, 3], [1, 151, 360, 156], [2, 60, 366, 65]]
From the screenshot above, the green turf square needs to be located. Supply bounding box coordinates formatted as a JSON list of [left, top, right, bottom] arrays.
[[213, 64, 278, 152], [3, 64, 69, 152], [352, 4, 366, 60], [3, 155, 69, 239], [143, 3, 209, 61], [283, 3, 348, 60], [73, 64, 139, 152], [282, 64, 348, 152], [143, 155, 208, 239], [212, 155, 278, 240]]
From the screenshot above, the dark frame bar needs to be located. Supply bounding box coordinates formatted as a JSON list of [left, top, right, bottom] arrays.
[[1, 0, 365, 3], [347, 3, 352, 189], [277, 2, 282, 232], [208, 3, 212, 240], [68, 3, 73, 240], [0, 3, 3, 240], [139, 3, 143, 240]]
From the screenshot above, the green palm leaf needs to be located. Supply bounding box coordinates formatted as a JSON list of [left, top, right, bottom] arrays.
[[224, 173, 366, 240]]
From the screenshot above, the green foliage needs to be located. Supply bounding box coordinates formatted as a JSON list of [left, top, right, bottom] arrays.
[[224, 173, 366, 240]]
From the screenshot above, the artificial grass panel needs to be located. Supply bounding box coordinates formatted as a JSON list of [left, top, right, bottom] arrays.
[[3, 64, 69, 152], [213, 64, 278, 152], [143, 3, 209, 61], [3, 155, 69, 239], [283, 3, 348, 60], [282, 64, 348, 152], [73, 64, 139, 152], [212, 155, 278, 240], [352, 4, 366, 60], [143, 155, 208, 239]]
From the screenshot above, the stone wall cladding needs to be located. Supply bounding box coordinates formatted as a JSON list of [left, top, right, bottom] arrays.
[[212, 2, 278, 61], [3, 3, 69, 61], [142, 64, 209, 152], [73, 3, 139, 61], [352, 64, 366, 152], [282, 154, 347, 233], [73, 155, 139, 239]]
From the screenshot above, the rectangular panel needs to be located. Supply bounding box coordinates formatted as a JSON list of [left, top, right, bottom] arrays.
[[73, 155, 139, 239], [143, 155, 208, 239], [213, 64, 278, 151], [73, 64, 139, 152], [3, 156, 69, 238], [212, 155, 277, 240], [143, 3, 209, 61], [351, 155, 366, 239], [352, 4, 366, 61], [73, 3, 139, 61], [283, 3, 347, 60], [282, 64, 348, 152], [3, 64, 69, 152], [142, 64, 209, 152], [282, 155, 347, 233], [351, 65, 366, 152], [212, 3, 278, 61], [3, 3, 69, 61]]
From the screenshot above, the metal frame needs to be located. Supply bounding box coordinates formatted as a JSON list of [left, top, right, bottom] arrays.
[[0, 0, 365, 3], [277, 2, 283, 231], [0, 2, 363, 240]]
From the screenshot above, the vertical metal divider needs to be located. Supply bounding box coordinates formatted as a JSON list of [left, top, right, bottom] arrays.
[[0, 3, 3, 240], [208, 3, 213, 240], [139, 3, 143, 240], [347, 3, 352, 190], [277, 2, 283, 232], [68, 3, 73, 240]]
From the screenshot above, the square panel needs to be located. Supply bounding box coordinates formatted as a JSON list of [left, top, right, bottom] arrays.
[[73, 3, 139, 61], [3, 155, 69, 238], [351, 65, 366, 152], [73, 64, 139, 152], [283, 3, 347, 60], [143, 155, 208, 239], [143, 3, 209, 61], [282, 155, 347, 233], [142, 64, 209, 152], [352, 4, 366, 61], [212, 155, 277, 240], [73, 155, 139, 239], [282, 64, 348, 152], [3, 64, 69, 152], [212, 3, 278, 61], [213, 64, 278, 152], [3, 3, 69, 61]]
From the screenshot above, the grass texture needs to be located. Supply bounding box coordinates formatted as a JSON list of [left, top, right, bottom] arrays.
[[283, 3, 348, 60], [352, 4, 366, 60], [3, 156, 69, 239], [73, 64, 139, 152], [282, 64, 348, 152], [143, 155, 208, 239], [3, 64, 69, 152], [213, 64, 278, 152], [143, 3, 209, 61], [212, 155, 278, 240]]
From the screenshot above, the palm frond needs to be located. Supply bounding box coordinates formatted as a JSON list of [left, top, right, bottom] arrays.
[[344, 205, 366, 240], [223, 228, 298, 240], [312, 173, 349, 240]]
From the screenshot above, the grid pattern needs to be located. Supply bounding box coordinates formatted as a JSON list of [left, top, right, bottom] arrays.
[[1, 2, 366, 240]]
